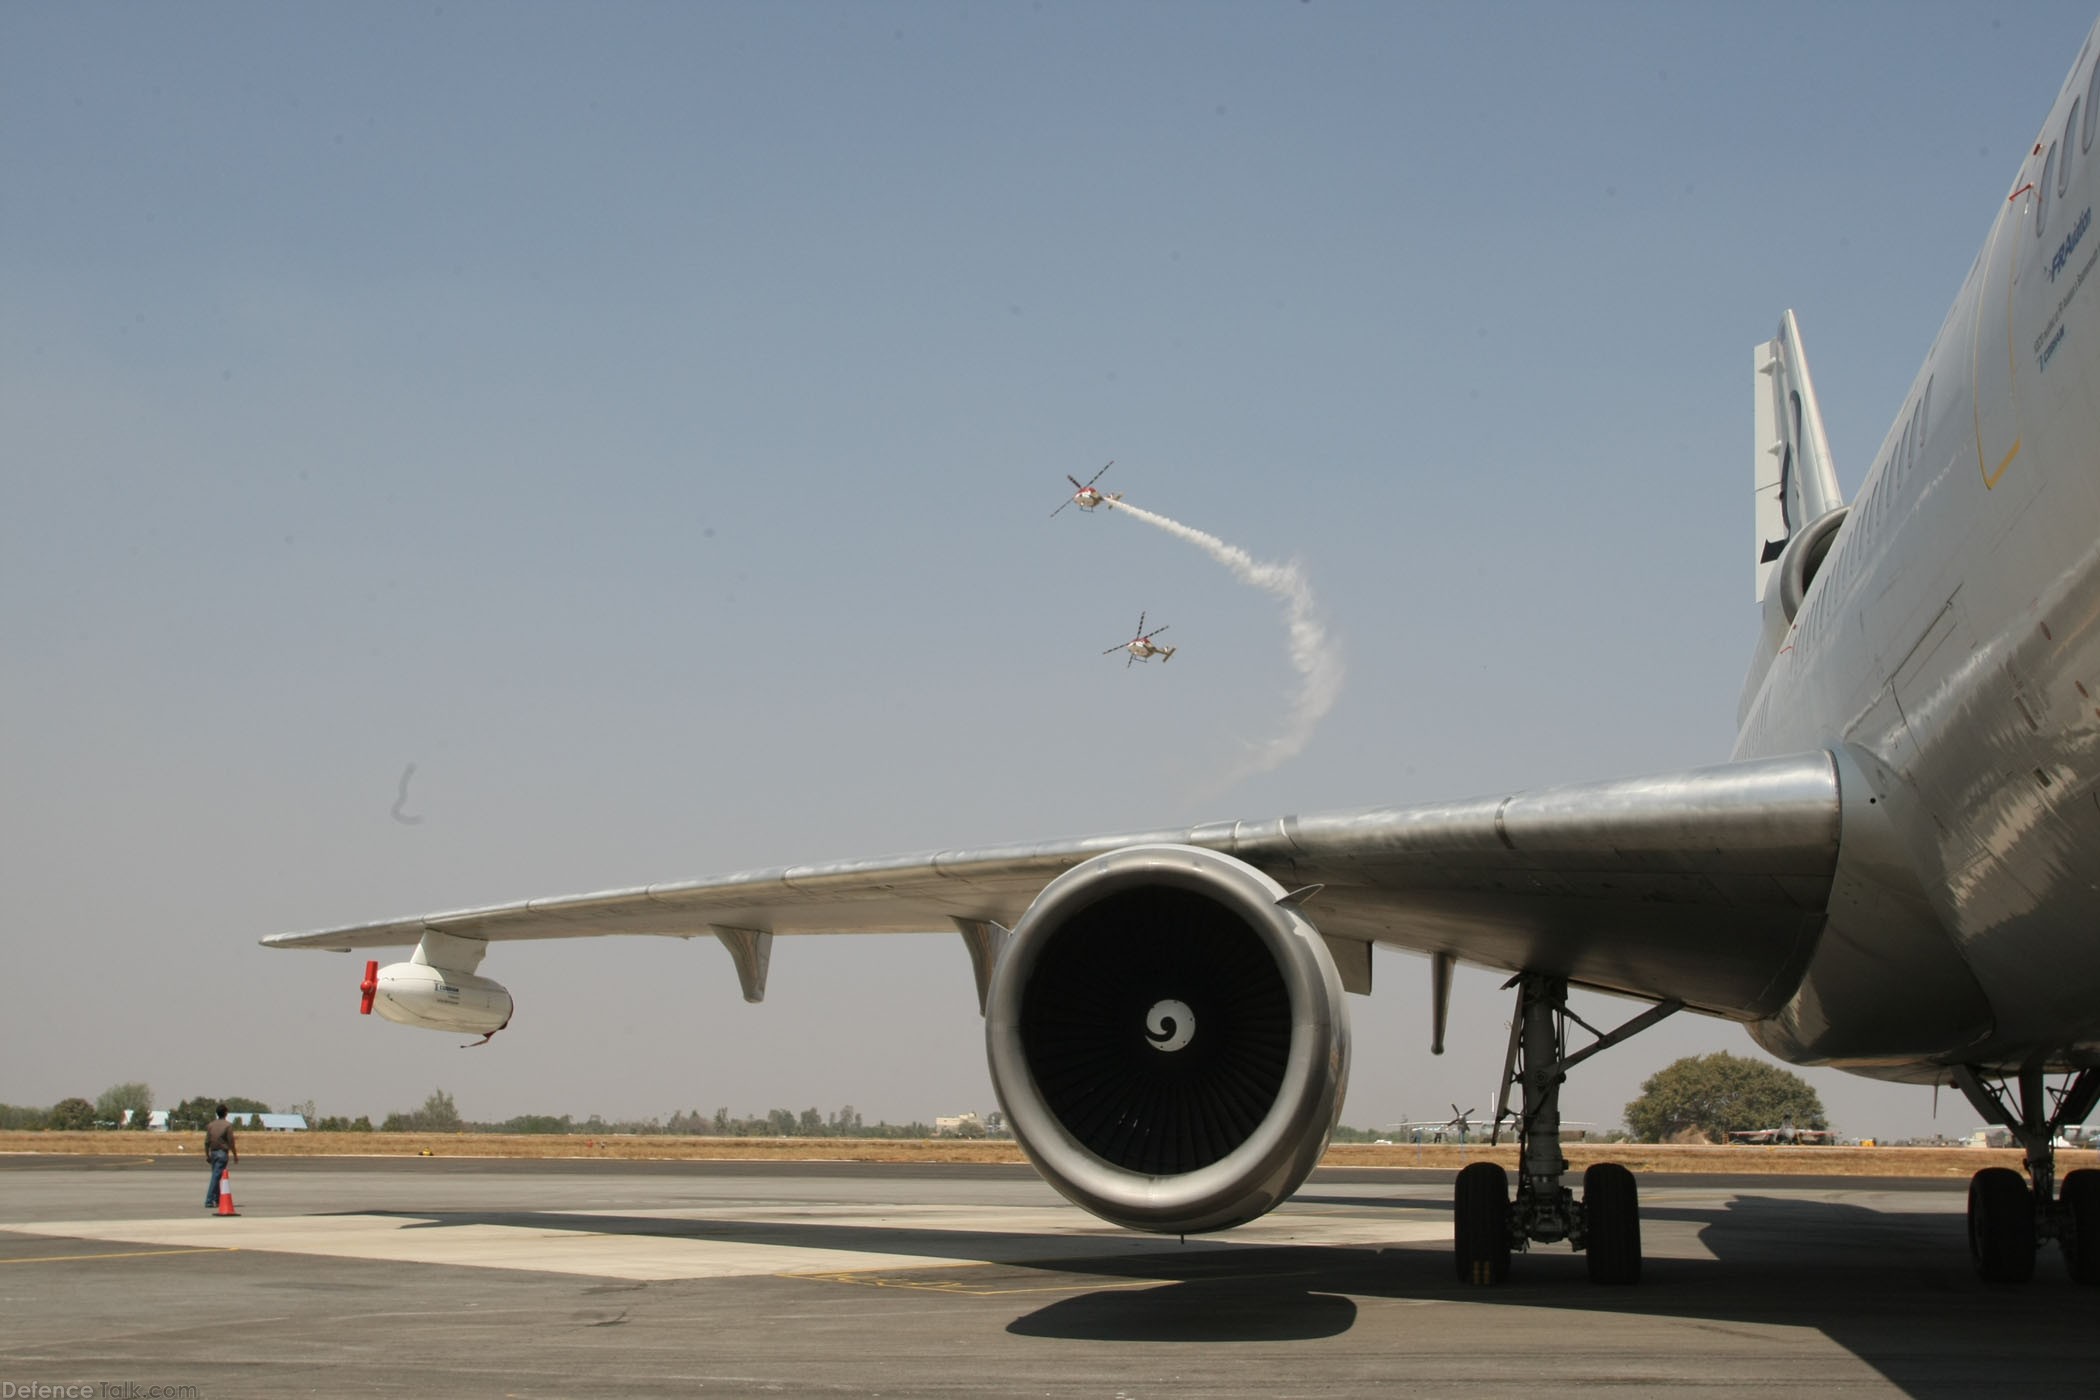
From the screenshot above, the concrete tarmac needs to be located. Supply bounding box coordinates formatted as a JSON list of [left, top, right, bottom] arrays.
[[0, 1154, 2090, 1398]]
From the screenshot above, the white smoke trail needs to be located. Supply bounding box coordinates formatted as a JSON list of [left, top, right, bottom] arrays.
[[1109, 499, 1345, 787]]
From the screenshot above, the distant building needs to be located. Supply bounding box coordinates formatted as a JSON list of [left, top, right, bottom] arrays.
[[933, 1113, 984, 1138], [232, 1113, 309, 1132], [119, 1110, 171, 1132]]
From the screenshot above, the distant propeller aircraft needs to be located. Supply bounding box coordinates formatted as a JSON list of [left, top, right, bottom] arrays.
[[1727, 1118, 1831, 1145], [1385, 1106, 1491, 1145], [1105, 611, 1175, 667], [1387, 1106, 1596, 1145], [1051, 460, 1122, 517], [1440, 1104, 1486, 1145]]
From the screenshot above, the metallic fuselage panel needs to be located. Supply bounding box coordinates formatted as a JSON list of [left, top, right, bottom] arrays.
[[1737, 24, 2100, 1075]]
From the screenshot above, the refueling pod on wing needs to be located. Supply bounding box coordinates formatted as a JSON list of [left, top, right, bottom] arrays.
[[358, 930, 511, 1037], [364, 961, 513, 1035]]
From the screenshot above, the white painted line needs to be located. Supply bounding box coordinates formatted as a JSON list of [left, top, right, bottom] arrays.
[[3, 1205, 1453, 1282]]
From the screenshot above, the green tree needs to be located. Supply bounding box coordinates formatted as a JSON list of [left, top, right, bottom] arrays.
[[502, 1114, 574, 1134], [167, 1097, 216, 1132], [313, 1115, 373, 1133], [1624, 1052, 1829, 1144], [0, 1104, 50, 1130], [95, 1082, 153, 1128], [418, 1089, 462, 1130], [171, 1099, 268, 1133], [48, 1097, 96, 1131], [382, 1089, 463, 1133], [177, 1096, 271, 1129]]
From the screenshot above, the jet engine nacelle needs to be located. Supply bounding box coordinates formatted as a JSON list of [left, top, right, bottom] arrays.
[[368, 961, 513, 1036], [985, 844, 1349, 1235]]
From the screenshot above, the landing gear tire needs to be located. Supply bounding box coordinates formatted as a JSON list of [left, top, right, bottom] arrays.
[[1454, 1160, 1511, 1286], [1969, 1166, 2036, 1283], [2061, 1168, 2100, 1285], [1583, 1161, 1642, 1285]]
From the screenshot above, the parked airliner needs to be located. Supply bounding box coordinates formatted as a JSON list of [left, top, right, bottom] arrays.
[[267, 16, 2100, 1288]]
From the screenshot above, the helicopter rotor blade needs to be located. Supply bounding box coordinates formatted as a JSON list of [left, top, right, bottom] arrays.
[[1081, 460, 1114, 489], [1050, 498, 1073, 518]]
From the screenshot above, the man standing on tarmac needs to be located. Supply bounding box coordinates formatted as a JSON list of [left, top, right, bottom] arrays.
[[204, 1104, 238, 1210]]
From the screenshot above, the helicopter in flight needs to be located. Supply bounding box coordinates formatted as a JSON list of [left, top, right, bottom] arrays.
[[1051, 461, 1122, 517], [1105, 611, 1176, 667]]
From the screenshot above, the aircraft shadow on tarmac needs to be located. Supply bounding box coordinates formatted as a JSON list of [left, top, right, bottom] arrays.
[[1014, 1192, 2096, 1398], [345, 1192, 2091, 1395]]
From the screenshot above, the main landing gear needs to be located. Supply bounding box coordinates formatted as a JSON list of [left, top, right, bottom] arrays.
[[1452, 972, 1680, 1287], [1953, 1065, 2100, 1284]]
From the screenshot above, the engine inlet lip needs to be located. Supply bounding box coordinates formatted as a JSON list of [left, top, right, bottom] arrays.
[[986, 843, 1347, 1234]]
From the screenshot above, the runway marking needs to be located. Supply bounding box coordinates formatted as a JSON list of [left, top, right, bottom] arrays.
[[1, 1246, 236, 1264], [0, 1208, 1454, 1283]]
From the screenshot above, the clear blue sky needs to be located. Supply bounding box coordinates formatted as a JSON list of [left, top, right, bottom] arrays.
[[6, 2, 2095, 1139]]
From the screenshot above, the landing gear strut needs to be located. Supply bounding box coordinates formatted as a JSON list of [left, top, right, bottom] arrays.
[[1451, 972, 1679, 1286], [1953, 1065, 2100, 1284]]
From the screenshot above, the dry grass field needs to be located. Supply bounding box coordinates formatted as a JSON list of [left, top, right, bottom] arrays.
[[4, 1130, 2089, 1179]]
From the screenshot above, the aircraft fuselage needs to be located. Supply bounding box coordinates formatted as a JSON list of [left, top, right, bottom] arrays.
[[1737, 30, 2100, 1078]]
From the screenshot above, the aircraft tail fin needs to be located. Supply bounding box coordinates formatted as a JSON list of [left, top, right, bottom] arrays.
[[1740, 312, 1850, 726], [1751, 311, 1844, 603]]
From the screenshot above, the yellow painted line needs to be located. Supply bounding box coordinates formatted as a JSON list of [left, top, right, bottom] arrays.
[[1985, 435, 2022, 488], [1989, 218, 2025, 489], [1974, 189, 2027, 490], [1, 1246, 237, 1264]]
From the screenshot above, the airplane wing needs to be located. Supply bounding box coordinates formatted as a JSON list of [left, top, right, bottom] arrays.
[[264, 749, 1840, 1022]]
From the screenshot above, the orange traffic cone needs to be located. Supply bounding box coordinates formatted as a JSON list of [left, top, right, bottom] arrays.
[[216, 1167, 238, 1216]]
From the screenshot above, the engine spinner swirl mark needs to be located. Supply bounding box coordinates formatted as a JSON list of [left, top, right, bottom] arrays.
[[1146, 999, 1195, 1052]]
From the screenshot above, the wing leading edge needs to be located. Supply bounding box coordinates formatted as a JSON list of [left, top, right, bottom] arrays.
[[264, 750, 1840, 1020]]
